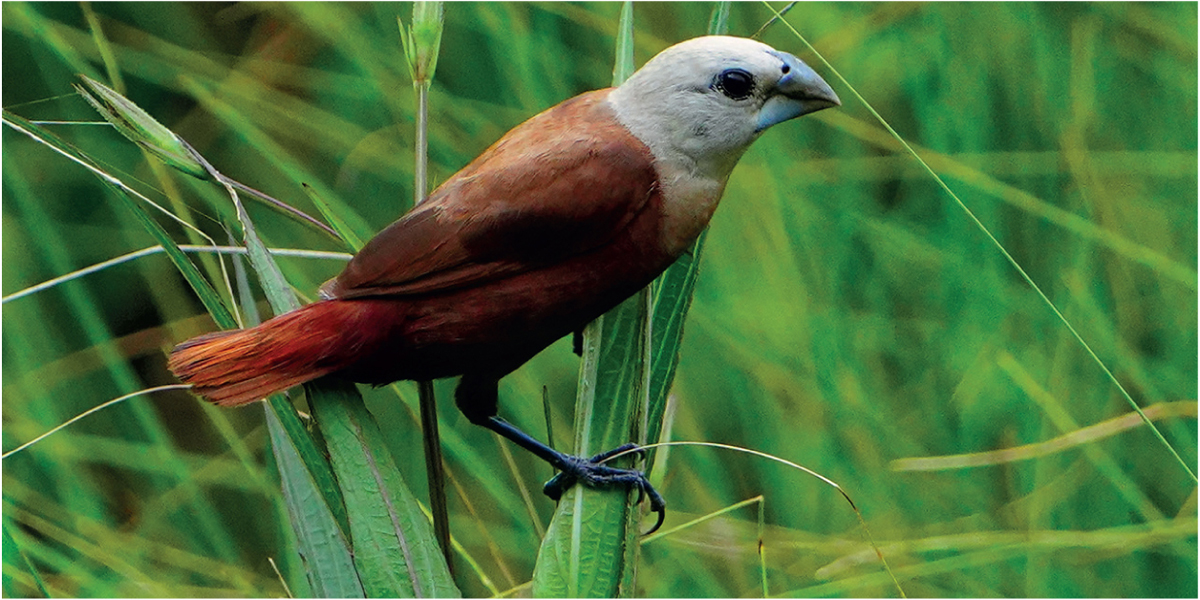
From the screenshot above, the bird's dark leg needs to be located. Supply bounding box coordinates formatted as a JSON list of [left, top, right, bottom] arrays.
[[456, 374, 666, 534], [572, 328, 585, 357]]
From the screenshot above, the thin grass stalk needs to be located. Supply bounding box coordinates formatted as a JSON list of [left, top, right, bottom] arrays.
[[760, 2, 1196, 485], [4, 114, 246, 564], [400, 1, 453, 572]]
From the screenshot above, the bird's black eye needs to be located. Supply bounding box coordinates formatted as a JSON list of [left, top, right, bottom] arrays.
[[781, 64, 791, 75], [713, 68, 754, 100]]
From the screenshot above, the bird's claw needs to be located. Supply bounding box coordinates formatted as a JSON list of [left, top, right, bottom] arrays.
[[542, 443, 666, 535], [592, 443, 646, 464]]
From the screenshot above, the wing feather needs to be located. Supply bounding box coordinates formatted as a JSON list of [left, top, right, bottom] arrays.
[[321, 89, 659, 300]]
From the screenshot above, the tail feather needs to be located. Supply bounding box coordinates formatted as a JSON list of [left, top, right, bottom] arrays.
[[168, 301, 381, 406]]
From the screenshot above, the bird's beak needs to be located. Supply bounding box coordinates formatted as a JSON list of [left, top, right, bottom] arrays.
[[757, 51, 841, 132]]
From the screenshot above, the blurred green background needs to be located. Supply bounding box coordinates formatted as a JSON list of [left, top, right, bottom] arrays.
[[3, 2, 1196, 597]]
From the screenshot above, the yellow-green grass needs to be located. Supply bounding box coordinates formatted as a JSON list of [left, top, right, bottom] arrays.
[[3, 2, 1195, 597]]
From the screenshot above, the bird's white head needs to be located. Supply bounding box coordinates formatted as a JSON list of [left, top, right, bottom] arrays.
[[607, 35, 840, 182]]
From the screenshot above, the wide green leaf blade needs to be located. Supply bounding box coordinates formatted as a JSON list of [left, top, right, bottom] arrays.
[[266, 405, 365, 597], [76, 44, 457, 599], [533, 294, 649, 597], [308, 380, 460, 597]]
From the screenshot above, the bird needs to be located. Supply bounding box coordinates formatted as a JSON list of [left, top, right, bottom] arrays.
[[168, 35, 840, 533]]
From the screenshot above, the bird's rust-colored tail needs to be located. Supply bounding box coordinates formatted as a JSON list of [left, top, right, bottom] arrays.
[[168, 300, 384, 406]]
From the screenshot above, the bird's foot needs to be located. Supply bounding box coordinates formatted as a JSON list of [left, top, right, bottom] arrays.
[[542, 443, 666, 535]]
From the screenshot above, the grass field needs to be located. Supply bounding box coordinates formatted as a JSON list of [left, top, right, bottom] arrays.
[[3, 2, 1196, 597]]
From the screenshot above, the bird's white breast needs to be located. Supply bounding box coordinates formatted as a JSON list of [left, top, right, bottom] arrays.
[[647, 160, 726, 257], [604, 94, 731, 258]]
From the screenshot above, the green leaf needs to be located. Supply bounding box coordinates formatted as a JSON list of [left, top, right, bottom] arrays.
[[308, 380, 460, 598], [163, 120, 362, 592], [208, 121, 454, 595], [708, 1, 731, 36], [145, 40, 455, 595], [644, 229, 707, 457], [533, 296, 649, 598], [266, 404, 365, 598], [216, 168, 367, 596], [611, 2, 635, 85], [302, 183, 367, 252]]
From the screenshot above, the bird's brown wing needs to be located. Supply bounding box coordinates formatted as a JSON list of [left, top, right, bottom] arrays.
[[320, 89, 659, 300]]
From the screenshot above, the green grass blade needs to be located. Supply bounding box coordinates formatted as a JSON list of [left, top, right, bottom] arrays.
[[610, 1, 635, 85], [265, 404, 365, 598], [141, 184, 354, 594], [7, 104, 375, 597], [3, 520, 49, 598], [534, 4, 734, 594], [646, 229, 708, 455], [191, 56, 463, 590], [302, 183, 366, 252], [533, 296, 650, 597], [266, 393, 354, 542], [307, 379, 460, 598], [3, 108, 361, 595], [708, 1, 731, 36]]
